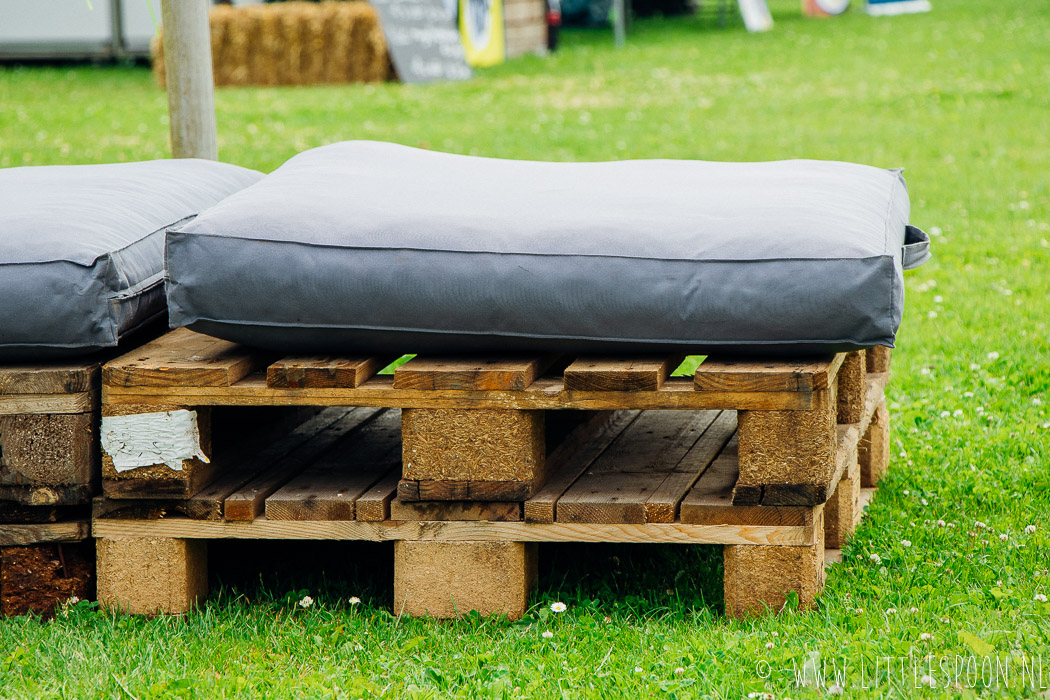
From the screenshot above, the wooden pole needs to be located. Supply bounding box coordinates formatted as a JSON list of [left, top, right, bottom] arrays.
[[161, 0, 218, 160]]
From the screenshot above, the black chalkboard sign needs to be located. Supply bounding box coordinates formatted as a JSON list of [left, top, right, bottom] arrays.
[[370, 0, 472, 83]]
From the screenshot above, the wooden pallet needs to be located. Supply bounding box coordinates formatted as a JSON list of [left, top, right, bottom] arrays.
[[100, 329, 890, 509], [93, 368, 893, 618], [1, 521, 93, 617]]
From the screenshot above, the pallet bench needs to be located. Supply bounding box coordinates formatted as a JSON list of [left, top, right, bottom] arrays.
[[0, 357, 102, 616], [93, 329, 893, 618]]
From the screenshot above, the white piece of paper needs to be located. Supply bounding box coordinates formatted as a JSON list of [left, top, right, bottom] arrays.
[[100, 409, 210, 473]]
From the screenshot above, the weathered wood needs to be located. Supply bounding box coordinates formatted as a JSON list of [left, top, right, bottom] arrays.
[[723, 507, 825, 617], [0, 360, 99, 396], [865, 346, 891, 374], [563, 355, 684, 392], [555, 411, 721, 523], [103, 328, 262, 388], [525, 411, 639, 523], [733, 382, 838, 506], [103, 373, 814, 411], [97, 537, 207, 615], [836, 351, 867, 425], [266, 356, 391, 389], [0, 522, 90, 546], [860, 398, 890, 487], [681, 437, 813, 526], [389, 500, 522, 522], [825, 487, 877, 566], [161, 0, 218, 160], [401, 408, 545, 499], [695, 354, 845, 393], [393, 355, 556, 391], [1, 542, 94, 618], [0, 393, 96, 416], [92, 517, 815, 546], [398, 479, 535, 502], [223, 407, 382, 521], [101, 403, 215, 499], [265, 409, 401, 521], [0, 413, 95, 498], [0, 503, 85, 524], [394, 540, 537, 620], [354, 470, 401, 522], [824, 452, 861, 549], [644, 411, 738, 523]]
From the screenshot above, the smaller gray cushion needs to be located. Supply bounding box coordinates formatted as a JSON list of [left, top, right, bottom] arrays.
[[0, 159, 262, 361], [167, 141, 930, 356]]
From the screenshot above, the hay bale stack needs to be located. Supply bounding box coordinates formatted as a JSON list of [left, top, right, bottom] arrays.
[[153, 2, 391, 87]]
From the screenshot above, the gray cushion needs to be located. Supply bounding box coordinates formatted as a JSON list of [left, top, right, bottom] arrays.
[[0, 159, 262, 360], [167, 141, 930, 356]]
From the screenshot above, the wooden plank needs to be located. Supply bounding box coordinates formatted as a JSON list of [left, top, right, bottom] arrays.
[[825, 487, 878, 567], [555, 410, 720, 523], [0, 485, 93, 510], [0, 392, 95, 416], [694, 353, 845, 393], [643, 410, 738, 523], [0, 503, 84, 525], [0, 413, 95, 495], [525, 411, 639, 523], [355, 469, 400, 522], [103, 375, 814, 412], [266, 356, 391, 389], [265, 409, 401, 521], [0, 360, 99, 395], [0, 522, 90, 546], [865, 346, 891, 373], [103, 328, 265, 388], [96, 536, 207, 615], [397, 479, 534, 502], [836, 350, 867, 425], [563, 355, 685, 392], [223, 407, 384, 521], [393, 355, 556, 391], [389, 500, 521, 522], [92, 517, 815, 546]]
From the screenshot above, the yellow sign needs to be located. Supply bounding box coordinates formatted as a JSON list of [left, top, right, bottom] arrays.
[[459, 0, 505, 66]]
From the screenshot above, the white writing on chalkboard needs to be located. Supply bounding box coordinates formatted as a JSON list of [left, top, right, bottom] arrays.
[[370, 0, 472, 83]]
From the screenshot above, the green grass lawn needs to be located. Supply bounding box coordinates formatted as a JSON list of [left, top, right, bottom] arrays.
[[2, 0, 1049, 695]]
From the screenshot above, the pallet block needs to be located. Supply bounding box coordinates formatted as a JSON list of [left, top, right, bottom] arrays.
[[860, 399, 891, 487], [723, 507, 825, 616], [394, 540, 537, 620], [96, 537, 207, 615], [836, 350, 867, 425]]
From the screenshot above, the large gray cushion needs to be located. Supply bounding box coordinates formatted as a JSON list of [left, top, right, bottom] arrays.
[[167, 141, 930, 356], [0, 159, 262, 360]]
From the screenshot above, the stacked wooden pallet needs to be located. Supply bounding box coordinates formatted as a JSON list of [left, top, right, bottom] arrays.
[[93, 329, 892, 618], [0, 359, 100, 616]]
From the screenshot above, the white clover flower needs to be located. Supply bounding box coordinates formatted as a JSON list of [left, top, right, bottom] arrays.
[[937, 520, 946, 527], [827, 684, 844, 696], [939, 411, 950, 418], [298, 595, 314, 608], [1025, 525, 1037, 535], [903, 489, 910, 495], [542, 630, 554, 639], [886, 607, 897, 614], [68, 596, 81, 605], [921, 674, 936, 687], [1035, 594, 1047, 603], [869, 553, 882, 564], [976, 406, 985, 413], [921, 367, 932, 374], [348, 596, 361, 605], [987, 351, 1000, 361], [920, 633, 933, 641], [927, 311, 938, 319], [1042, 422, 1050, 429], [922, 498, 930, 505], [947, 523, 955, 528], [953, 409, 964, 417], [771, 631, 779, 637], [970, 363, 981, 371], [930, 227, 943, 236], [901, 540, 912, 548], [674, 667, 685, 675], [634, 666, 643, 673], [963, 391, 975, 398], [1000, 534, 1009, 542], [910, 607, 919, 613], [855, 607, 865, 614], [550, 602, 567, 613], [1033, 398, 1043, 406], [975, 521, 987, 529], [765, 641, 775, 649]]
